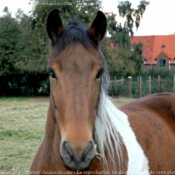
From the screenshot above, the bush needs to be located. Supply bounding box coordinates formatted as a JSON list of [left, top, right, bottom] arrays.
[[0, 73, 49, 96]]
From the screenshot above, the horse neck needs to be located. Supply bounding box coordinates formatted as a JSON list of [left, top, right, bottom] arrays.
[[44, 102, 61, 151]]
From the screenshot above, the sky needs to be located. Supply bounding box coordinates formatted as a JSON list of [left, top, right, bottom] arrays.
[[0, 0, 175, 36]]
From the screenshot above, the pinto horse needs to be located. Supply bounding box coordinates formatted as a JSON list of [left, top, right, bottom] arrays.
[[30, 9, 175, 175]]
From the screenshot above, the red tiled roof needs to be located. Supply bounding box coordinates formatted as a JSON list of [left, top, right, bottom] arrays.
[[131, 35, 175, 63]]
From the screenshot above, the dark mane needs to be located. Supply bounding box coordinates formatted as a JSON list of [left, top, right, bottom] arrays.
[[53, 20, 94, 56]]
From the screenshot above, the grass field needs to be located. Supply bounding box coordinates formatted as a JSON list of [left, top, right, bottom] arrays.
[[0, 97, 134, 174]]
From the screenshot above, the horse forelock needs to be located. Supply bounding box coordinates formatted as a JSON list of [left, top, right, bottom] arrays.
[[52, 19, 97, 57]]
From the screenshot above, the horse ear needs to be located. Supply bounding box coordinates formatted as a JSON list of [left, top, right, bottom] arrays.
[[46, 9, 64, 45], [88, 11, 107, 44]]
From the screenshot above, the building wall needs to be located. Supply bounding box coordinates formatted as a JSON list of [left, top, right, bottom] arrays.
[[142, 51, 175, 72], [155, 52, 169, 70]]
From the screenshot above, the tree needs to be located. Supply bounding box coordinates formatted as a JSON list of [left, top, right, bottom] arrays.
[[108, 13, 130, 48], [130, 42, 143, 75], [104, 0, 149, 78], [117, 0, 150, 36], [0, 1, 103, 96], [102, 38, 135, 78], [0, 7, 22, 76], [15, 9, 47, 73], [20, 0, 102, 73]]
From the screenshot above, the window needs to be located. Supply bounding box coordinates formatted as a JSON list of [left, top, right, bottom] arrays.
[[161, 44, 166, 48], [160, 59, 166, 67]]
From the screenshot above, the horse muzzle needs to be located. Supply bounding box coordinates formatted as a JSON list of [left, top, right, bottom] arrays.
[[60, 140, 95, 170]]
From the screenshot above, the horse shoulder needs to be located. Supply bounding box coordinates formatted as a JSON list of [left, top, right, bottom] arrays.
[[119, 93, 175, 172]]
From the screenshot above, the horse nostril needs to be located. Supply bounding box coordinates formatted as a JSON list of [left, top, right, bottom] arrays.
[[82, 140, 95, 162], [64, 142, 74, 156], [61, 141, 74, 163], [60, 140, 95, 170]]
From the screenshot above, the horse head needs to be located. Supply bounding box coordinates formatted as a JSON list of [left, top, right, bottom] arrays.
[[46, 9, 107, 170]]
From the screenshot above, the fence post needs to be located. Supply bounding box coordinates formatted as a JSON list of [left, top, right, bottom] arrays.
[[139, 76, 142, 98], [137, 76, 139, 98], [128, 76, 132, 98], [148, 75, 151, 94], [158, 75, 161, 93], [173, 75, 175, 93], [167, 81, 170, 92], [112, 77, 116, 96], [138, 76, 142, 98], [121, 77, 124, 96]]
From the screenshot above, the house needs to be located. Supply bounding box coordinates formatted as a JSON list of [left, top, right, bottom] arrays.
[[131, 35, 175, 71]]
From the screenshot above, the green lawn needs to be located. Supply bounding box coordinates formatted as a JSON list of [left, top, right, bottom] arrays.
[[0, 98, 48, 174], [0, 97, 134, 174]]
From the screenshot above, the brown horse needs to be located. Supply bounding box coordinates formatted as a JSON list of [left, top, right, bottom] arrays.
[[30, 9, 175, 175]]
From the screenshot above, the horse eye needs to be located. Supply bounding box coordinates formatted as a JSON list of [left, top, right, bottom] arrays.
[[48, 70, 56, 79], [96, 69, 103, 79]]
